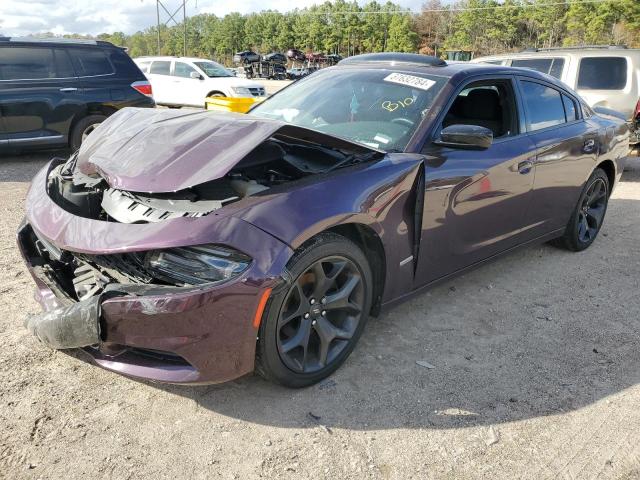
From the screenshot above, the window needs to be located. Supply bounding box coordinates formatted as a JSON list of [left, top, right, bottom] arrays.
[[150, 61, 170, 75], [251, 68, 448, 151], [137, 61, 151, 73], [577, 57, 627, 90], [441, 80, 518, 138], [0, 47, 57, 80], [511, 58, 565, 79], [71, 48, 114, 76], [562, 94, 577, 122], [173, 61, 197, 78], [520, 81, 566, 131], [53, 49, 74, 78]]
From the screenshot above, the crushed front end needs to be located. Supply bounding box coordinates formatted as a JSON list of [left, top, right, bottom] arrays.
[[18, 159, 293, 384]]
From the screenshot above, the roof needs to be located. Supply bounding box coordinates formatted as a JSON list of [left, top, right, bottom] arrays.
[[133, 56, 217, 63], [0, 36, 116, 48], [474, 47, 640, 62]]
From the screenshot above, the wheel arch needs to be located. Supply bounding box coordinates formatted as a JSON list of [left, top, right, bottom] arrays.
[[325, 223, 386, 317], [595, 159, 616, 195]]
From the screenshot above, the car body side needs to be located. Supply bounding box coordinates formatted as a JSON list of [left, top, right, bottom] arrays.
[[18, 63, 629, 384]]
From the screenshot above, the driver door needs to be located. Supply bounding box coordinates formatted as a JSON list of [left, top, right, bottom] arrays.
[[172, 61, 203, 107], [414, 76, 538, 286]]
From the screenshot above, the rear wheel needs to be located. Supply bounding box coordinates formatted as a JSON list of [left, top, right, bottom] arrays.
[[555, 168, 609, 251], [70, 114, 107, 151], [256, 233, 372, 387]]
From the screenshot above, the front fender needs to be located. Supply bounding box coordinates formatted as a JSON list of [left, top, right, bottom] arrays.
[[235, 154, 425, 303]]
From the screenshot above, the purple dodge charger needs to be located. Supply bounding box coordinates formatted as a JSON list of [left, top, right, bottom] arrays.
[[18, 54, 629, 387]]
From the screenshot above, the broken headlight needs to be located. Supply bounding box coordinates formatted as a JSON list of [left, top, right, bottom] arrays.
[[145, 245, 251, 286]]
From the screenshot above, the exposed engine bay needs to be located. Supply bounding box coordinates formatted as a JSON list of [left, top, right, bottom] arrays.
[[47, 135, 381, 224]]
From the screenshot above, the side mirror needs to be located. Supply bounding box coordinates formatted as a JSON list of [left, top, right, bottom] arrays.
[[435, 124, 493, 149], [190, 71, 203, 80]]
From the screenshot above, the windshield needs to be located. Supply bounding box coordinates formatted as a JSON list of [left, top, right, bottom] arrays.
[[194, 61, 232, 78], [250, 68, 448, 151]]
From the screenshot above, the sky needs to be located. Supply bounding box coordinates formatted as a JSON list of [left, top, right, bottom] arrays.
[[0, 0, 424, 37]]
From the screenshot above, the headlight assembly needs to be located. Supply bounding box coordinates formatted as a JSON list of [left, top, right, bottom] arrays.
[[145, 244, 251, 286], [231, 86, 252, 96]]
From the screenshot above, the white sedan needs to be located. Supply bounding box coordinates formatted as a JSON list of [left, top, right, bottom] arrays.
[[134, 56, 267, 108]]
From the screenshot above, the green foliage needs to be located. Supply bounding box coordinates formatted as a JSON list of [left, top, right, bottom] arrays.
[[35, 0, 640, 64]]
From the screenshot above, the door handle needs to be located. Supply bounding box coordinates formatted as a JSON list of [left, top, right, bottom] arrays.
[[517, 160, 533, 174], [59, 87, 78, 92]]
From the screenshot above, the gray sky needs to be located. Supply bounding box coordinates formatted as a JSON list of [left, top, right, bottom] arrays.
[[0, 0, 424, 37]]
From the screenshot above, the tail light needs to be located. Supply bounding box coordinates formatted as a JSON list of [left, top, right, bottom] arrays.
[[635, 98, 640, 120], [131, 81, 153, 97]]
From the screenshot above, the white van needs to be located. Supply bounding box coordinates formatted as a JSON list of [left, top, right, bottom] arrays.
[[472, 46, 640, 144], [134, 56, 266, 108]]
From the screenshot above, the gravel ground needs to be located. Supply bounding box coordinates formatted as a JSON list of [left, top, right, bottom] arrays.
[[0, 151, 639, 480]]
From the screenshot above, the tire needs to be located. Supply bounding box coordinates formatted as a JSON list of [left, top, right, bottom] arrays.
[[554, 168, 609, 251], [70, 114, 107, 151], [256, 232, 373, 388]]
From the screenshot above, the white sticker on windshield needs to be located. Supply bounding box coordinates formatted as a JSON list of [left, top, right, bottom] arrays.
[[384, 72, 435, 91]]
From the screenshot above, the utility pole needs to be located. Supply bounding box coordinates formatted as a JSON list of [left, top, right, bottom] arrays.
[[155, 0, 188, 56]]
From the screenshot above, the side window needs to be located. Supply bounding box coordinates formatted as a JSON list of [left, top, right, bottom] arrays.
[[511, 58, 565, 79], [442, 79, 518, 139], [71, 48, 114, 76], [562, 94, 577, 122], [520, 81, 565, 131], [577, 57, 627, 90], [137, 61, 150, 73], [0, 47, 57, 80], [149, 61, 170, 75], [173, 62, 197, 78], [53, 49, 74, 78]]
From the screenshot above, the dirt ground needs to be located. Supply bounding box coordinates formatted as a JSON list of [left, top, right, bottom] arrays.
[[0, 151, 639, 480]]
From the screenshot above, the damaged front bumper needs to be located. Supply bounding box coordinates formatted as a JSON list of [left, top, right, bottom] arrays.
[[18, 162, 293, 384]]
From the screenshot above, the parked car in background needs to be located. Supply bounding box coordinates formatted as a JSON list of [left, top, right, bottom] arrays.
[[134, 56, 266, 108], [20, 54, 629, 387], [0, 37, 154, 152], [472, 46, 640, 145]]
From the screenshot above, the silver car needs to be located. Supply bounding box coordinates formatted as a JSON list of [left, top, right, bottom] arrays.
[[472, 46, 640, 145]]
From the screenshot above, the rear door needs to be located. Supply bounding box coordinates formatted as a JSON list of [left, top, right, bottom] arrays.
[[517, 77, 599, 234], [0, 45, 81, 147], [147, 60, 172, 104]]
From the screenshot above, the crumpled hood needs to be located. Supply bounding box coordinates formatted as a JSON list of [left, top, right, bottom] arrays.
[[77, 108, 378, 193], [77, 108, 287, 193]]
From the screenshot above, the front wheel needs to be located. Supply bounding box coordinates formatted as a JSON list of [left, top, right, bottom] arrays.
[[555, 168, 609, 251], [256, 233, 373, 388]]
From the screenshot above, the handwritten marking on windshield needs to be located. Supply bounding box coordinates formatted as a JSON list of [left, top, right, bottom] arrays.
[[382, 97, 414, 112]]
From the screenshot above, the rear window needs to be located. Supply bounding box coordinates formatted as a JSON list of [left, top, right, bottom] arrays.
[[71, 48, 114, 76], [521, 80, 566, 131], [150, 61, 170, 75], [511, 58, 565, 79], [0, 46, 74, 80], [577, 57, 627, 90]]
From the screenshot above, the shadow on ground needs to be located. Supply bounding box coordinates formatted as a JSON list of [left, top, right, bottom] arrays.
[[15, 151, 640, 431]]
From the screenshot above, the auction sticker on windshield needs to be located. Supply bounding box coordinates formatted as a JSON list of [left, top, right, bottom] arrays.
[[384, 72, 436, 91]]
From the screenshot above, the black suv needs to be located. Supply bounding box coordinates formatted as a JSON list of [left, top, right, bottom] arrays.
[[0, 37, 155, 152]]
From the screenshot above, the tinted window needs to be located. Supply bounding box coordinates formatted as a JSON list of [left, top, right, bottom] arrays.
[[521, 81, 566, 131], [71, 48, 114, 76], [150, 61, 170, 75], [107, 49, 142, 76], [0, 47, 57, 80], [577, 57, 627, 90], [562, 94, 577, 121], [173, 61, 197, 78], [511, 58, 565, 79]]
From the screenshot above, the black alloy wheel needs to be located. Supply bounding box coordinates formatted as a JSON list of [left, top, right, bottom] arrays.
[[555, 168, 610, 252], [577, 177, 607, 244], [256, 233, 373, 387], [276, 256, 365, 374]]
